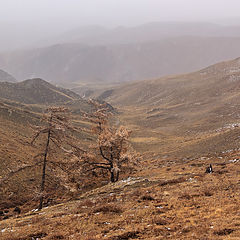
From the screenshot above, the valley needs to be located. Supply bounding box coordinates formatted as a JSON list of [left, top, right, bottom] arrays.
[[90, 58, 240, 159], [2, 0, 240, 238], [0, 57, 240, 239]]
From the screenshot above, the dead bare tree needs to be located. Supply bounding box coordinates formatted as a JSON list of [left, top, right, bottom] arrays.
[[31, 107, 79, 210]]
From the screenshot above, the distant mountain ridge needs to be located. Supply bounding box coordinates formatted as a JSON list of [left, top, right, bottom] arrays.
[[0, 78, 81, 104], [1, 36, 240, 86], [0, 69, 16, 82], [56, 22, 240, 46]]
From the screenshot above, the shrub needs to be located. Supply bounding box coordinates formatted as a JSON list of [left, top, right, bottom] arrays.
[[93, 204, 123, 214]]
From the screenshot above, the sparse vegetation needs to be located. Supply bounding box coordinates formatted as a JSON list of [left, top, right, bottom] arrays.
[[1, 57, 240, 239]]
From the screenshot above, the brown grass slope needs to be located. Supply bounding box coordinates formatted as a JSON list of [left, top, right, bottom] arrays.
[[0, 100, 42, 208], [1, 149, 240, 240], [0, 88, 98, 211], [0, 78, 81, 104], [1, 58, 240, 239], [97, 57, 240, 157]]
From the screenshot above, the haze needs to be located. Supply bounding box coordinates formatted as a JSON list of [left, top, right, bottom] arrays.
[[1, 0, 240, 26], [1, 0, 240, 51]]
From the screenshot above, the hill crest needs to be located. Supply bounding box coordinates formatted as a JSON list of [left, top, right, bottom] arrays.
[[0, 78, 81, 104]]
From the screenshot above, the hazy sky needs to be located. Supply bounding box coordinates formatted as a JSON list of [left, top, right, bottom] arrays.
[[1, 0, 240, 28], [0, 0, 240, 51]]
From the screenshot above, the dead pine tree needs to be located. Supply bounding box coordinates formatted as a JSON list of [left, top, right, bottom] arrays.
[[31, 107, 74, 210], [82, 100, 138, 183]]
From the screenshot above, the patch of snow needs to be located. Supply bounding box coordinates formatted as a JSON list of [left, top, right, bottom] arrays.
[[188, 178, 197, 183], [229, 159, 240, 163], [215, 122, 240, 133], [1, 228, 15, 233], [74, 214, 82, 217], [118, 177, 148, 186]]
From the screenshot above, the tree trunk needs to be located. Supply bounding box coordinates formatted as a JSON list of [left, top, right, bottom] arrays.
[[115, 170, 119, 182], [38, 128, 51, 210], [110, 170, 115, 183]]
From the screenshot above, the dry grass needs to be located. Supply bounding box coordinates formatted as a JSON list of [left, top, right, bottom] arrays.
[[1, 151, 240, 239], [1, 62, 240, 239], [93, 205, 123, 214]]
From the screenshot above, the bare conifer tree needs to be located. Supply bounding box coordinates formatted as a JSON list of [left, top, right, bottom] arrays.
[[31, 107, 76, 210]]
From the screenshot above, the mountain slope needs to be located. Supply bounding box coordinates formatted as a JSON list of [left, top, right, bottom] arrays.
[[1, 37, 240, 85], [100, 57, 240, 107], [95, 57, 240, 157], [0, 83, 99, 211], [0, 78, 81, 104], [0, 69, 16, 82], [44, 22, 240, 47], [1, 147, 240, 239]]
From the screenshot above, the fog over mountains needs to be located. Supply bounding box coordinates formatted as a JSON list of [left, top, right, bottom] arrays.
[[0, 69, 16, 82], [1, 22, 240, 87]]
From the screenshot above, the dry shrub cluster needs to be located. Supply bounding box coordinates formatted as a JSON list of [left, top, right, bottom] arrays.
[[111, 230, 140, 240], [214, 228, 235, 236], [93, 204, 123, 214], [140, 194, 155, 201], [159, 177, 186, 186], [151, 216, 169, 226]]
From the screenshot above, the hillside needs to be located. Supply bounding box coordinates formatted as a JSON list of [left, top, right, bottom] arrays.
[[32, 22, 240, 49], [0, 69, 16, 82], [1, 139, 240, 239], [94, 57, 240, 158], [0, 78, 81, 104], [99, 57, 240, 106], [0, 58, 240, 239], [0, 80, 103, 212], [1, 37, 240, 86]]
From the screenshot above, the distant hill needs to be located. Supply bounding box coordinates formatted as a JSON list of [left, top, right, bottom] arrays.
[[55, 22, 240, 46], [3, 21, 240, 52], [0, 78, 81, 104], [0, 69, 16, 82], [99, 57, 240, 107], [1, 36, 240, 86]]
